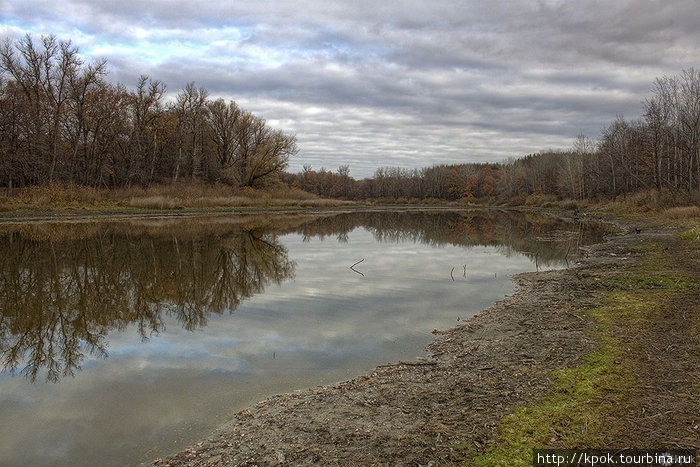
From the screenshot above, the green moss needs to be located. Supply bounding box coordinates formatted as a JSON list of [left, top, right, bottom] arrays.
[[675, 228, 700, 241], [472, 302, 631, 467], [608, 273, 675, 289], [471, 244, 694, 467]]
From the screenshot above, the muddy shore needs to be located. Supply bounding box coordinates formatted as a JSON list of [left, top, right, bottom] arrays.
[[152, 218, 699, 466]]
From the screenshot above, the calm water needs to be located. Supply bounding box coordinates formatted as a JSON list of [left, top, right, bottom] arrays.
[[0, 210, 607, 466]]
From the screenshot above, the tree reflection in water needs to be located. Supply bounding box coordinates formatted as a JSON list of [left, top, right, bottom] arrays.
[[0, 220, 296, 382], [0, 210, 609, 382]]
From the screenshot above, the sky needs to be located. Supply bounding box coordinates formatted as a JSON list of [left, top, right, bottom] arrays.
[[1, 1, 698, 178]]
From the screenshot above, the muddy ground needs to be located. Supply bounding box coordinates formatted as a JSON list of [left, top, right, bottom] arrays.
[[153, 220, 699, 466]]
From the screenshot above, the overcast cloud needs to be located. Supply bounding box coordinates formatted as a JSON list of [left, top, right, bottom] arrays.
[[1, 1, 698, 177]]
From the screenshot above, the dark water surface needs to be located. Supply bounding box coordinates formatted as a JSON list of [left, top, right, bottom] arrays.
[[0, 209, 608, 466]]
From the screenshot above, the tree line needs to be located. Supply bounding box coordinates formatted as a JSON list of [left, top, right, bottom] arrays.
[[285, 68, 699, 204], [1, 33, 697, 204], [0, 34, 298, 192]]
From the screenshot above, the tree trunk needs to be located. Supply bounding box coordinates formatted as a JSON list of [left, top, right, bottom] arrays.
[[173, 146, 182, 184], [149, 131, 157, 185]]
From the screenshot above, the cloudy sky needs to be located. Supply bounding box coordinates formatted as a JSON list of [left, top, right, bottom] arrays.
[[1, 1, 698, 177]]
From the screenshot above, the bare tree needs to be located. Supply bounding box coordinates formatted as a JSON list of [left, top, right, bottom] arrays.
[[676, 68, 700, 193], [128, 75, 166, 185], [64, 58, 107, 184], [174, 82, 209, 182], [231, 111, 297, 187], [206, 98, 241, 181]]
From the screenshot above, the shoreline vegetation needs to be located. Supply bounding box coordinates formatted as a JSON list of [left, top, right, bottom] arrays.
[[0, 182, 351, 214], [0, 180, 698, 222], [473, 214, 699, 466]]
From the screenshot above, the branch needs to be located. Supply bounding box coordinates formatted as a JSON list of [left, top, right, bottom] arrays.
[[350, 258, 365, 276]]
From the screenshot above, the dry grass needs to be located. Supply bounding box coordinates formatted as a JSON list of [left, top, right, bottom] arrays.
[[125, 194, 348, 210], [661, 205, 700, 219], [597, 189, 699, 228], [0, 181, 349, 212], [603, 188, 699, 213], [523, 193, 559, 206], [661, 206, 700, 232]]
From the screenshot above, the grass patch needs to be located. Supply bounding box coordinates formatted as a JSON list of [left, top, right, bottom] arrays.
[[471, 244, 694, 466], [675, 228, 700, 241], [606, 272, 694, 291]]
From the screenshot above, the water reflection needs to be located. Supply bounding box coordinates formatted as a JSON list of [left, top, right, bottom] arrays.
[[293, 210, 602, 267], [0, 221, 295, 382], [0, 210, 605, 384]]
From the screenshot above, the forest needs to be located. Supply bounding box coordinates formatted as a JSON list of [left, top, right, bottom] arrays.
[[0, 34, 698, 205], [288, 69, 700, 204], [0, 34, 298, 192]]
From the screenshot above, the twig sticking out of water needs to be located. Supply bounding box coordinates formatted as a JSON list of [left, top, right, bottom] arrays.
[[450, 266, 455, 281], [350, 258, 365, 276]]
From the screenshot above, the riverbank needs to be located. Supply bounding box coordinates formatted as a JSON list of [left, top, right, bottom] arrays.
[[150, 213, 698, 466], [0, 203, 538, 225]]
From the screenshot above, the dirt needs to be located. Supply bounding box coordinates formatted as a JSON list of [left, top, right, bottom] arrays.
[[152, 219, 699, 466], [611, 230, 700, 451]]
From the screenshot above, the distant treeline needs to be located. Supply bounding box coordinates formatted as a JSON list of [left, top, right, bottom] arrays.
[[283, 68, 700, 204], [0, 34, 297, 192]]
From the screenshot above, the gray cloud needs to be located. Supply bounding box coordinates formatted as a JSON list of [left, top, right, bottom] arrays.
[[2, 0, 698, 177]]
